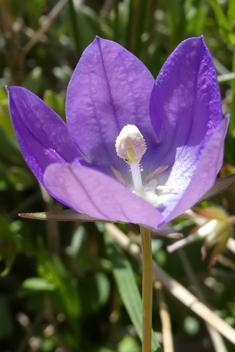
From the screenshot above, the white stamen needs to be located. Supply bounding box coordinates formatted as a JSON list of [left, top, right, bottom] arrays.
[[130, 162, 143, 191]]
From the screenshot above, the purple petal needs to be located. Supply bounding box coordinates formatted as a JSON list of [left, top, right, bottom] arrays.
[[44, 163, 163, 228], [66, 36, 156, 167], [150, 37, 222, 169], [7, 86, 80, 187], [198, 172, 235, 203], [158, 116, 229, 226], [143, 223, 183, 238]]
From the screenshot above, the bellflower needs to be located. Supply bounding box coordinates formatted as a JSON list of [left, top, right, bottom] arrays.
[[7, 37, 229, 233]]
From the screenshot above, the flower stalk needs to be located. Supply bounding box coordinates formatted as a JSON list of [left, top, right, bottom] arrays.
[[140, 225, 153, 352]]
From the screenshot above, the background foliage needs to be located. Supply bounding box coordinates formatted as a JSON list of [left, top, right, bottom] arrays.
[[0, 0, 235, 351]]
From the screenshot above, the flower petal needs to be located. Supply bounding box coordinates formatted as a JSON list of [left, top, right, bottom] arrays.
[[44, 163, 163, 228], [158, 116, 229, 226], [66, 36, 156, 166], [7, 86, 80, 186], [143, 223, 183, 238], [150, 37, 222, 169]]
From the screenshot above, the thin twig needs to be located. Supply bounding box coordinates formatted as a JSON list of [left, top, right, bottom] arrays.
[[22, 0, 68, 55], [178, 249, 227, 352], [105, 223, 235, 345], [154, 280, 174, 352]]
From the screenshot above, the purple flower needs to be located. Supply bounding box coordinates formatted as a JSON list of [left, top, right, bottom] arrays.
[[7, 37, 229, 232]]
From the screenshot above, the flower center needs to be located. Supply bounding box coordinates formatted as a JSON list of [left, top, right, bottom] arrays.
[[115, 124, 176, 207]]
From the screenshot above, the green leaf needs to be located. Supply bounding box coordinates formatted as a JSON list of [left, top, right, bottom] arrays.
[[105, 234, 161, 351], [20, 277, 56, 293]]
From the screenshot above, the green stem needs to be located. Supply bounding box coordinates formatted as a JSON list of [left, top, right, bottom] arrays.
[[140, 225, 153, 352]]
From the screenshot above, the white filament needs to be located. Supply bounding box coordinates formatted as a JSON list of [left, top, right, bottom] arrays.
[[130, 162, 143, 192]]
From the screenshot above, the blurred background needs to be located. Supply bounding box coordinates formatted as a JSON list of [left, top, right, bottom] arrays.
[[0, 0, 235, 351]]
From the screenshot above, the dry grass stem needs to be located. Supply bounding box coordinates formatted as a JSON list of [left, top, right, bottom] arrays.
[[154, 280, 174, 352]]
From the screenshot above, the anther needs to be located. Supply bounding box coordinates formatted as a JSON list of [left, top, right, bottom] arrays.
[[116, 125, 146, 191], [115, 125, 146, 163]]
